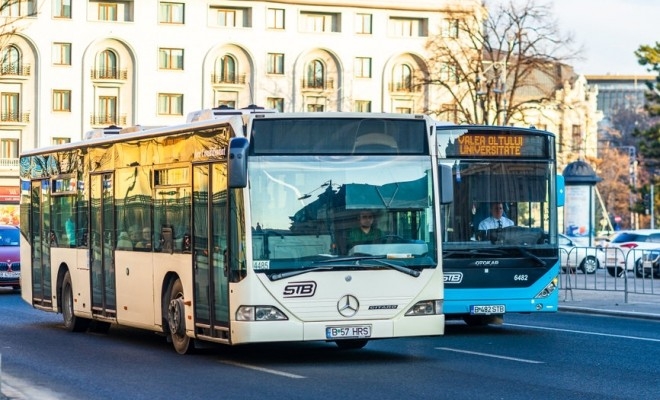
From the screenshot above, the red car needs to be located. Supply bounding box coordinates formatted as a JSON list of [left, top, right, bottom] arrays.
[[0, 225, 20, 291]]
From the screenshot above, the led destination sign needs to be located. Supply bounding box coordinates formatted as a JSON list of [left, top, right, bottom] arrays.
[[458, 134, 524, 156], [443, 131, 549, 158]]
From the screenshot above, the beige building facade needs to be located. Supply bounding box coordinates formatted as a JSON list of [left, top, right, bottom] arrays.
[[0, 0, 598, 202]]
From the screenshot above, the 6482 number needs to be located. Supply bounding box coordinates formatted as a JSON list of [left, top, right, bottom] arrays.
[[514, 274, 528, 281]]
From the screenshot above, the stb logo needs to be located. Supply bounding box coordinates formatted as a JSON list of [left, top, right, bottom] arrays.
[[444, 272, 463, 284], [283, 281, 317, 297]]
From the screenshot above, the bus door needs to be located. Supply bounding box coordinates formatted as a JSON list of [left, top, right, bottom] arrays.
[[90, 173, 116, 317], [192, 163, 230, 339], [30, 179, 52, 307]]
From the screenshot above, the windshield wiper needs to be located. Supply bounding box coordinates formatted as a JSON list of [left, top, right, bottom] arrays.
[[514, 246, 547, 267], [269, 266, 335, 281], [268, 255, 421, 281], [316, 255, 421, 277]]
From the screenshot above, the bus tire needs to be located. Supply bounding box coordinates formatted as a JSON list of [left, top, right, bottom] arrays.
[[463, 315, 502, 326], [62, 271, 90, 332], [335, 339, 368, 350], [167, 278, 194, 354]]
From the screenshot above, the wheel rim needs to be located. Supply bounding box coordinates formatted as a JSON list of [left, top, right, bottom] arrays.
[[168, 297, 185, 336], [583, 257, 598, 274]]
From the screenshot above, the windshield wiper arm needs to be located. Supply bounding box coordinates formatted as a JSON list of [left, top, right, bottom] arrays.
[[269, 266, 335, 281], [515, 247, 547, 267], [360, 257, 421, 277]]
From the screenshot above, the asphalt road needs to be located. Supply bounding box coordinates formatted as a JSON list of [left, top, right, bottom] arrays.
[[1, 288, 659, 400]]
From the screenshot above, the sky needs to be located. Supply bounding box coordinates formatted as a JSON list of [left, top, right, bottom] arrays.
[[550, 0, 658, 76]]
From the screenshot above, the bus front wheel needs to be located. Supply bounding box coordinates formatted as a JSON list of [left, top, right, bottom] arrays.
[[167, 278, 194, 354], [62, 271, 90, 332]]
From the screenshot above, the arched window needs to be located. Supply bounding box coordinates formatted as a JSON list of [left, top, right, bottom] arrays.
[[96, 50, 118, 79], [1, 45, 20, 75], [217, 54, 237, 83], [392, 63, 413, 92], [306, 59, 324, 89]]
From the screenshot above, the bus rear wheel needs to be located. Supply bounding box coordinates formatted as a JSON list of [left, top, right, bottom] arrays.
[[62, 271, 90, 332], [167, 278, 194, 354]]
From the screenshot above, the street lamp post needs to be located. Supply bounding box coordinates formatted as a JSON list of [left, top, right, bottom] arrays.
[[476, 60, 507, 125]]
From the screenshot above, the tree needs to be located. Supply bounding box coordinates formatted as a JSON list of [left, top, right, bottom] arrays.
[[633, 42, 660, 227], [423, 0, 581, 125], [635, 42, 660, 116], [590, 147, 640, 230]]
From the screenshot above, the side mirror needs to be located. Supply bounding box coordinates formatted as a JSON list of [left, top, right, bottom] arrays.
[[228, 137, 249, 188], [438, 164, 454, 205], [556, 175, 565, 207]]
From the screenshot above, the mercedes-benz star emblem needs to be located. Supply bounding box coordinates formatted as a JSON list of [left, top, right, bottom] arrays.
[[337, 294, 359, 318]]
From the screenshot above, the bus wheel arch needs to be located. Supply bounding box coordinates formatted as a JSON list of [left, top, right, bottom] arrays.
[[164, 276, 195, 354]]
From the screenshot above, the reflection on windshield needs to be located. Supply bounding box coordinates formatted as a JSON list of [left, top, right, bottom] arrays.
[[248, 156, 437, 270]]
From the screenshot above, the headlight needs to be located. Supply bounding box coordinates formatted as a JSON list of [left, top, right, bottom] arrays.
[[235, 305, 288, 321], [535, 276, 559, 298], [405, 300, 443, 316]]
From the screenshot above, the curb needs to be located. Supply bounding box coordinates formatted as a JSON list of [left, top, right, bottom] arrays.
[[559, 305, 660, 321]]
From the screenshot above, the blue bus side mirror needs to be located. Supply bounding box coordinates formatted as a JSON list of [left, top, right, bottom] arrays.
[[229, 137, 249, 188], [556, 175, 565, 207]]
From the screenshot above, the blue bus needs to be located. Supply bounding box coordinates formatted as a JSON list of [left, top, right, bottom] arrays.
[[435, 125, 563, 325]]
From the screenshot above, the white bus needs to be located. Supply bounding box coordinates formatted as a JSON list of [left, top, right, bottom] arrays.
[[19, 109, 452, 354]]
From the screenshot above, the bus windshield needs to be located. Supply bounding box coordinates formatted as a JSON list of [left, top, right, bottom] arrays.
[[437, 127, 558, 256], [248, 155, 437, 271]]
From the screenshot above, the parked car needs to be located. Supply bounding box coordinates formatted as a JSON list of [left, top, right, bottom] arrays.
[[603, 229, 660, 277], [0, 225, 20, 291], [558, 233, 603, 274], [638, 249, 660, 279]]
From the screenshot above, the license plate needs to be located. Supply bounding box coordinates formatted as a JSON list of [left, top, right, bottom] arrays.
[[470, 305, 505, 315], [326, 325, 372, 339], [643, 261, 653, 269], [0, 271, 19, 278]]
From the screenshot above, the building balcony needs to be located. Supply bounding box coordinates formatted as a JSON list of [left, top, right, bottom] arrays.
[[301, 78, 335, 90], [0, 158, 19, 170], [211, 73, 247, 85], [90, 114, 127, 127], [90, 68, 128, 80], [0, 64, 31, 78], [0, 113, 30, 123], [388, 82, 421, 93]]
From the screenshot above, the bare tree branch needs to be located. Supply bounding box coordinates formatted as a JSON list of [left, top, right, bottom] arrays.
[[422, 0, 582, 125]]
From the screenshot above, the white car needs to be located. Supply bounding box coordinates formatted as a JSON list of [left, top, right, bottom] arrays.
[[559, 234, 603, 274], [603, 229, 660, 277]]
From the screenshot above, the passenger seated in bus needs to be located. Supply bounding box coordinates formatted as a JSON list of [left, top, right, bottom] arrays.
[[345, 211, 382, 251], [116, 231, 133, 250], [135, 227, 152, 250], [128, 225, 140, 245]]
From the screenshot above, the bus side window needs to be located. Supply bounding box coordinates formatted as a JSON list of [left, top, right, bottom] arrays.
[[161, 225, 174, 254]]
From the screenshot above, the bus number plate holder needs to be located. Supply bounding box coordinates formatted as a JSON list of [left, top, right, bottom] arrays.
[[470, 305, 505, 315], [326, 325, 372, 339]]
